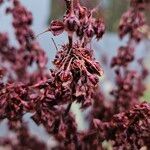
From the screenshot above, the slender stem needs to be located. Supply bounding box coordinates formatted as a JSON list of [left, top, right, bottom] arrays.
[[68, 35, 73, 49], [66, 57, 73, 70], [35, 29, 49, 38], [64, 102, 72, 116], [64, 0, 72, 11], [62, 47, 72, 70], [51, 38, 58, 51]]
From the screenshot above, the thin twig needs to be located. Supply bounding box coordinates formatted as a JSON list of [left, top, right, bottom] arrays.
[[35, 29, 49, 39], [64, 102, 72, 116], [51, 38, 58, 51], [68, 35, 73, 50]]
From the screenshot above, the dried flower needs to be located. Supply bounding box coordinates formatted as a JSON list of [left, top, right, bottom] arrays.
[[111, 46, 134, 67], [93, 102, 150, 149], [119, 8, 146, 41], [130, 0, 150, 10]]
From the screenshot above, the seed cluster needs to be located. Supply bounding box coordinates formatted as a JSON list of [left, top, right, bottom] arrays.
[[90, 1, 150, 149], [93, 102, 150, 149], [119, 8, 146, 42], [0, 0, 48, 84], [42, 0, 105, 108], [49, 0, 105, 43], [130, 0, 150, 9]]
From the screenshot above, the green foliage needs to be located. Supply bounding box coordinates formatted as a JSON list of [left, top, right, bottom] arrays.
[[144, 91, 150, 102], [105, 0, 128, 32], [49, 0, 65, 21]]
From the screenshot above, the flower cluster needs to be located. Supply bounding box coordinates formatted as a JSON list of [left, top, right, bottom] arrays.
[[110, 0, 148, 114], [111, 70, 145, 113], [0, 0, 48, 84], [49, 0, 105, 42], [92, 91, 114, 122], [51, 43, 103, 107], [119, 8, 146, 41], [0, 123, 47, 150], [6, 0, 33, 45], [111, 46, 134, 67], [40, 0, 105, 108], [90, 0, 149, 148], [130, 0, 150, 9], [93, 102, 150, 149], [0, 83, 32, 121]]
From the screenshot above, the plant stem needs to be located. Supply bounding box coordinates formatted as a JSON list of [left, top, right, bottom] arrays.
[[64, 102, 72, 116]]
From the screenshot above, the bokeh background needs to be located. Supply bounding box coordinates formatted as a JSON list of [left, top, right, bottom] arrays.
[[0, 0, 150, 145]]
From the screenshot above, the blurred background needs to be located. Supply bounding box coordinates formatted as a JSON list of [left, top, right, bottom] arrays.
[[0, 0, 150, 144]]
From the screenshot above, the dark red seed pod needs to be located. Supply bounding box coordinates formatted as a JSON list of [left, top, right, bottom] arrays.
[[75, 3, 87, 19], [59, 70, 73, 82], [5, 7, 12, 14], [85, 24, 95, 38], [94, 19, 105, 40], [49, 20, 65, 36], [64, 13, 80, 32], [88, 74, 99, 86]]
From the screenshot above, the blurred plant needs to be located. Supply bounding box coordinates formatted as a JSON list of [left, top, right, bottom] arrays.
[[0, 0, 150, 150], [91, 0, 150, 149], [104, 0, 128, 32]]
